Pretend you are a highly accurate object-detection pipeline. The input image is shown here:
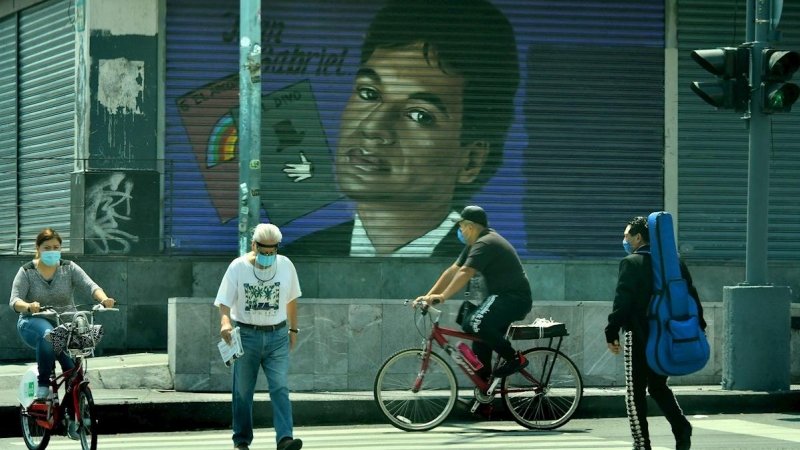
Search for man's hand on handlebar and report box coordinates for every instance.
[27,301,40,314]
[412,294,444,308]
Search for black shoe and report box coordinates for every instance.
[277,437,303,450]
[676,424,692,450]
[493,351,529,378]
[233,444,249,450]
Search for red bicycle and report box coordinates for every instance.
[19,305,117,450]
[373,301,583,431]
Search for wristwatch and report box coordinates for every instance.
[289,328,299,334]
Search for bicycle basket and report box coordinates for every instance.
[48,322,104,355]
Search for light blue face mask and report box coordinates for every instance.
[40,251,61,266]
[622,240,633,254]
[256,253,276,267]
[457,228,467,244]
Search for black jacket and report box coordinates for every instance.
[605,245,706,344]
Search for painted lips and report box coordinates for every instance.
[345,148,389,172]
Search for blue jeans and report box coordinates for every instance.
[232,326,293,447]
[17,316,75,385]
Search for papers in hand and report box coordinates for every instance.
[218,327,244,367]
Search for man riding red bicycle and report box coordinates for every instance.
[414,206,533,381]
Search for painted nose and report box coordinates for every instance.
[359,104,396,146]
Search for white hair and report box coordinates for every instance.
[252,223,282,243]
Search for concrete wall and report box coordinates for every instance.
[169,297,800,392]
[3,257,800,361]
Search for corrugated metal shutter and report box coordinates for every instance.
[17,0,75,253]
[677,0,800,261]
[0,15,19,254]
[525,45,665,258]
[165,0,665,257]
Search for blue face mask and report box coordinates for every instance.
[457,228,468,244]
[622,240,633,254]
[40,251,61,266]
[256,253,276,267]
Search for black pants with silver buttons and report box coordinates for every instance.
[624,331,691,450]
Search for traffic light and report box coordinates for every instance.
[690,46,750,112]
[761,49,800,114]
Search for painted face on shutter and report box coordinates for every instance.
[336,44,487,208]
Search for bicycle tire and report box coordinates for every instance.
[77,386,98,450]
[373,348,458,431]
[501,347,583,430]
[19,406,51,450]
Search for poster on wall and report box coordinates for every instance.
[166,0,666,258]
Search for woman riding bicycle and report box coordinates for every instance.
[9,228,115,400]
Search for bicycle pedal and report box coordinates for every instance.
[470,401,480,414]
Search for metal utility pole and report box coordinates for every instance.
[237,0,262,255]
[690,0,797,391]
[723,0,792,391]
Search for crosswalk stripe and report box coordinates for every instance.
[693,419,800,444]
[22,427,651,450]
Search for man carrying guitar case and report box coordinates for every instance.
[605,214,706,450]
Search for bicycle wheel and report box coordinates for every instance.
[76,387,98,450]
[20,406,51,450]
[373,348,458,431]
[501,347,583,430]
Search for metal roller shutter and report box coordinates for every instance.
[677,0,800,261]
[0,15,19,254]
[17,0,75,253]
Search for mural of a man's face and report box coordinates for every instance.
[336,44,487,207]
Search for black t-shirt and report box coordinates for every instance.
[456,228,532,302]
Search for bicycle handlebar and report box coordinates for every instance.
[32,305,119,319]
[403,299,442,317]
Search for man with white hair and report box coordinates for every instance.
[215,223,303,450]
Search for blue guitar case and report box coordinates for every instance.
[645,211,710,376]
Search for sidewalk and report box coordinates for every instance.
[2,353,798,438]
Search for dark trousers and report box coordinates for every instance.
[462,294,531,378]
[624,331,691,450]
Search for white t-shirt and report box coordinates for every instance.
[213,254,301,326]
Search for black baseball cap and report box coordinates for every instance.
[453,205,489,227]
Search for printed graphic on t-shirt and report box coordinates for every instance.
[243,281,280,315]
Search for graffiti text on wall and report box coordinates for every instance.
[86,173,140,254]
[223,13,348,76]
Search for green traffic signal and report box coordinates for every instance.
[767,86,800,109]
[761,49,800,114]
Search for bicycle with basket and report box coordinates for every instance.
[373,301,583,431]
[18,304,117,450]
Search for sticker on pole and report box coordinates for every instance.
[17,366,39,407]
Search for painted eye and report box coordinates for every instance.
[357,87,380,101]
[405,110,435,125]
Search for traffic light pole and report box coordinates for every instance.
[722,0,791,391]
[745,1,770,285]
[237,0,263,256]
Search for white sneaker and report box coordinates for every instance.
[34,385,50,400]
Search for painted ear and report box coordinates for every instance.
[457,141,489,184]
